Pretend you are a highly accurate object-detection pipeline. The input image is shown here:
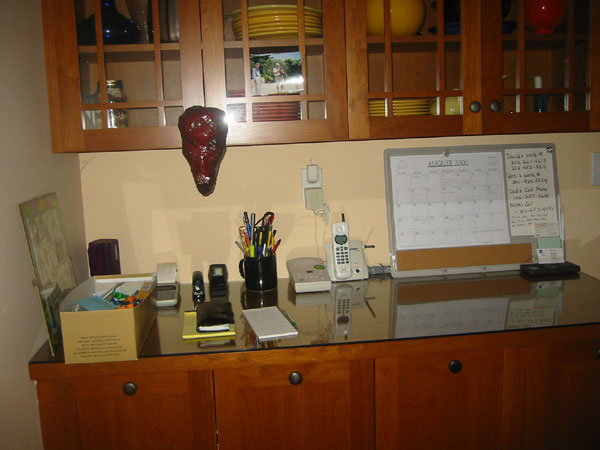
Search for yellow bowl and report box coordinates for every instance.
[366,0,426,36]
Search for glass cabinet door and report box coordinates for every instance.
[346,0,474,140]
[482,0,596,134]
[201,0,348,145]
[70,0,187,151]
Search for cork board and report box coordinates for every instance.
[384,144,560,277]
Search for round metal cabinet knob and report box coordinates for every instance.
[122,381,138,396]
[490,101,502,112]
[289,371,303,385]
[469,101,482,113]
[448,360,463,373]
[596,348,600,360]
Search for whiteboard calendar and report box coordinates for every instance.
[384,144,561,277]
[389,152,510,250]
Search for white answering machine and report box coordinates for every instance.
[286,257,332,293]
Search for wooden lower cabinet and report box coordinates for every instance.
[31,327,600,450]
[213,358,374,450]
[524,338,600,450]
[35,370,216,450]
[375,347,526,450]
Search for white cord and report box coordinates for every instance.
[312,202,330,259]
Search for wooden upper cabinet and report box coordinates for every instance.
[41,0,347,152]
[201,0,348,145]
[345,0,479,140]
[41,0,195,153]
[345,0,599,140]
[481,0,599,134]
[41,0,598,153]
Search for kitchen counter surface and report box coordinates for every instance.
[30,271,600,364]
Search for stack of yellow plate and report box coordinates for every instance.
[369,98,432,117]
[369,99,387,117]
[392,98,431,116]
[230,5,323,40]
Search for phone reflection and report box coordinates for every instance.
[290,280,373,343]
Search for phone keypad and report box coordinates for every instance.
[335,246,350,265]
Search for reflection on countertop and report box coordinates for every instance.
[30,272,600,364]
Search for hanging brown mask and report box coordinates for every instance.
[178,106,228,196]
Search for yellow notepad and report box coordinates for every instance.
[182,311,236,340]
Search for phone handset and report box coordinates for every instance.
[332,219,352,280]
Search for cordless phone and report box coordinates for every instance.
[324,214,369,282]
[331,217,352,280]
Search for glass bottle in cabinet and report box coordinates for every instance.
[75,0,183,135]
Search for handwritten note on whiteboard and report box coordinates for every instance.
[504,148,558,236]
[390,152,510,250]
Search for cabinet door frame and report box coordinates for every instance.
[201,0,349,146]
[41,0,196,153]
[213,358,374,450]
[345,0,484,140]
[524,338,600,450]
[375,346,526,450]
[481,0,598,134]
[34,370,217,450]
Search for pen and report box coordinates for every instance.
[272,238,281,254]
[243,212,252,237]
[235,240,246,254]
[280,309,297,330]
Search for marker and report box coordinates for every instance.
[280,309,297,329]
[272,238,281,254]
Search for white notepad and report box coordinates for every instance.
[242,306,299,342]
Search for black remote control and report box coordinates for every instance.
[520,261,580,277]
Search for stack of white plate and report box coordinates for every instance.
[369,98,432,117]
[230,5,323,40]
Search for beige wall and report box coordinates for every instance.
[81,132,600,282]
[0,1,88,448]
